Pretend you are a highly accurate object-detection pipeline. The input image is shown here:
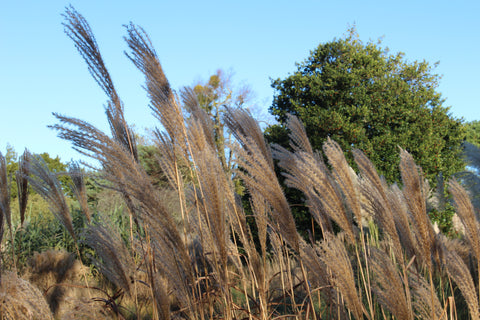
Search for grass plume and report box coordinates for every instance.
[25,153,75,241]
[63,6,137,160]
[16,149,30,226]
[69,161,91,222]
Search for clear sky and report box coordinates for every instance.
[1,0,479,162]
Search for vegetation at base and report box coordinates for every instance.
[0,6,480,320]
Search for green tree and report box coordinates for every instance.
[267,29,465,185]
[465,120,480,147]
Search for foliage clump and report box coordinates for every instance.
[465,120,480,147]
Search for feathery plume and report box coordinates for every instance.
[323,138,363,232]
[124,23,173,105]
[386,183,419,262]
[451,213,465,235]
[189,147,230,284]
[320,233,365,320]
[271,120,361,239]
[152,129,187,191]
[458,142,480,211]
[0,152,9,245]
[448,179,480,264]
[224,107,299,251]
[26,154,75,240]
[105,101,138,162]
[224,107,274,170]
[444,248,480,319]
[249,191,269,258]
[16,149,29,226]
[63,6,118,103]
[51,113,195,313]
[448,178,480,311]
[299,238,337,304]
[286,114,314,155]
[124,23,187,157]
[409,271,445,319]
[273,144,355,242]
[182,88,216,151]
[353,149,403,261]
[63,6,137,160]
[399,148,434,269]
[368,246,413,319]
[68,161,90,222]
[82,222,135,295]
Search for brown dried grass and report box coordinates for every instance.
[27,250,86,316]
[0,271,53,320]
[16,149,30,226]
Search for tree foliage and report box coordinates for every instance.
[465,120,480,147]
[267,29,465,185]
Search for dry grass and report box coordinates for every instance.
[353,149,404,263]
[59,297,116,320]
[320,233,365,320]
[2,6,480,320]
[63,6,137,161]
[16,150,29,226]
[399,148,436,270]
[368,246,413,319]
[69,161,91,222]
[444,249,479,319]
[27,250,83,315]
[0,271,54,320]
[0,152,11,276]
[225,107,300,253]
[82,223,136,296]
[25,153,75,240]
[408,270,445,319]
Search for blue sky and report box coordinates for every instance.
[1,0,479,162]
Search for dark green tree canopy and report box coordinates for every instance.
[268,29,465,184]
[465,120,480,147]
